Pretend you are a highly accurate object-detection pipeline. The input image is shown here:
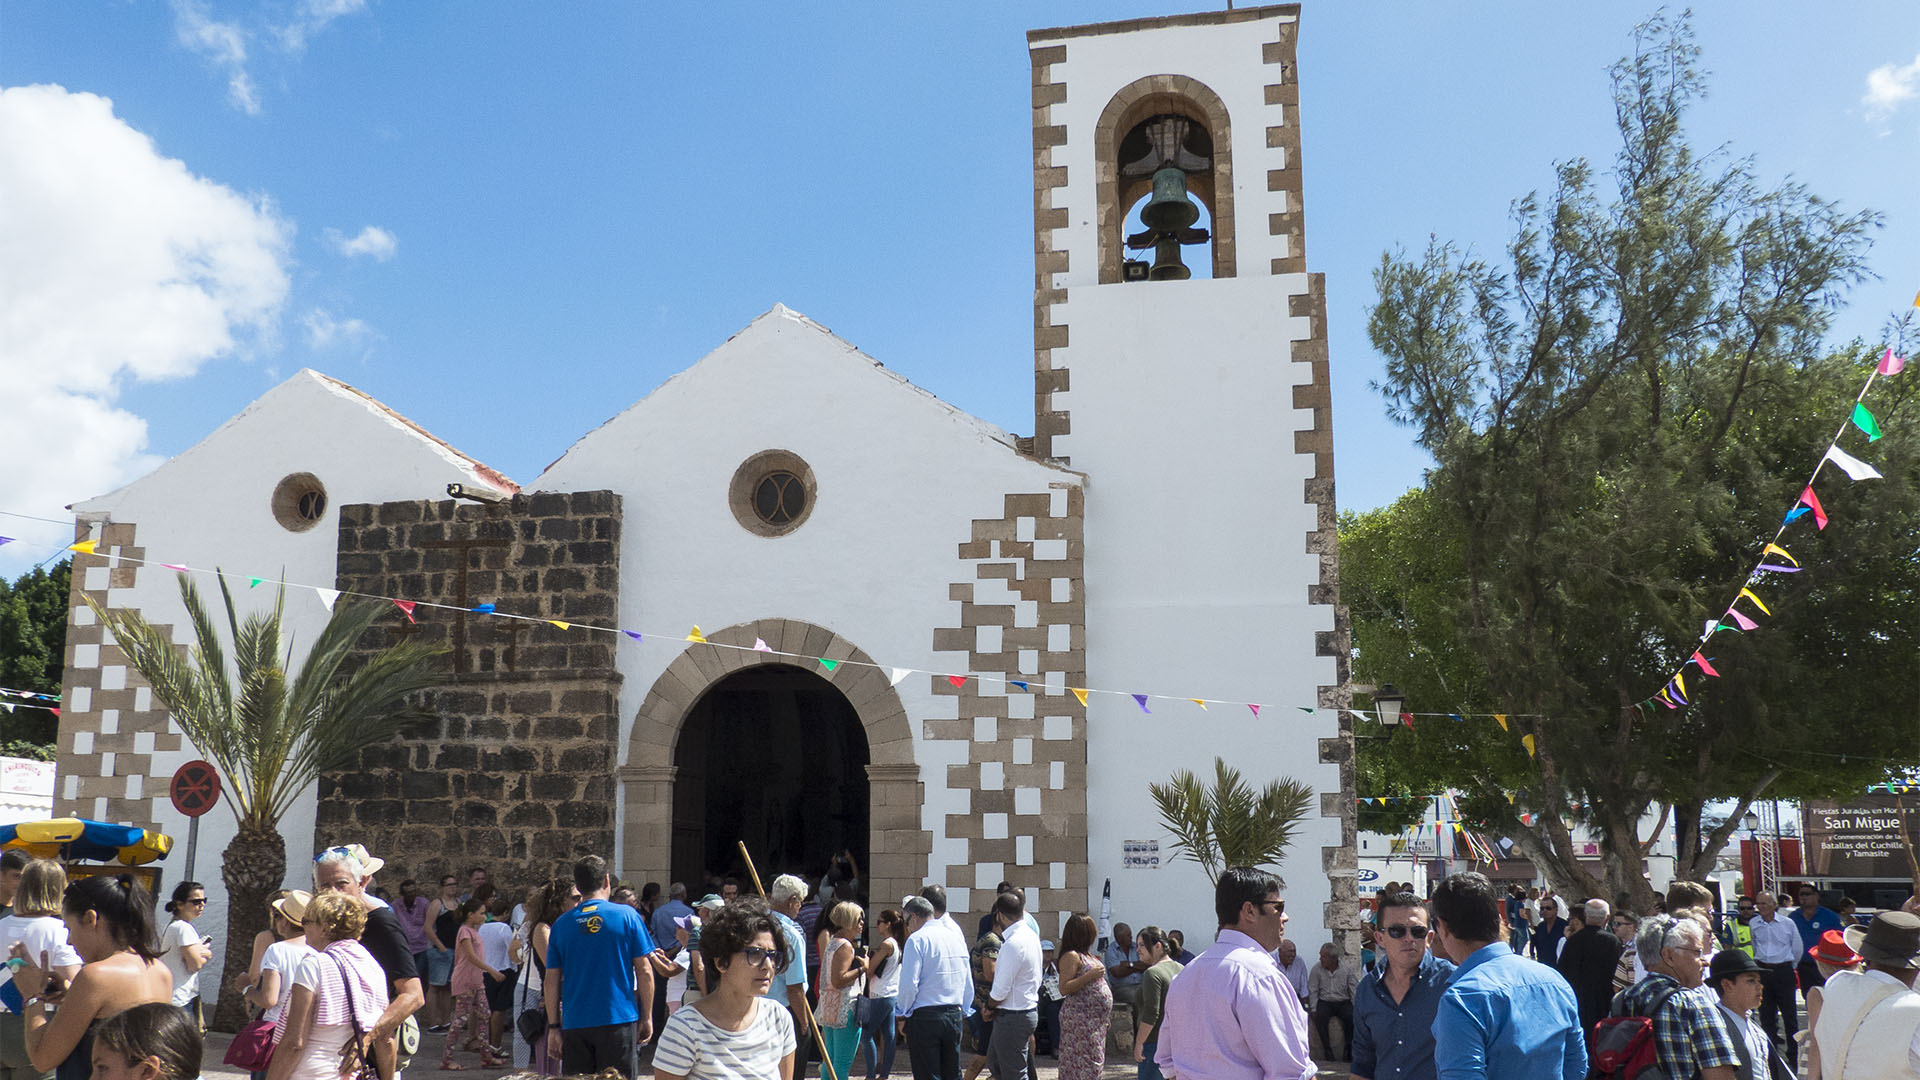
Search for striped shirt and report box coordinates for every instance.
[281,940,390,1035]
[653,998,796,1080]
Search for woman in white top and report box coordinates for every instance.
[858,908,906,1080]
[509,877,578,1075]
[241,891,315,1080]
[157,882,212,1026]
[265,893,390,1080]
[652,898,797,1080]
[818,902,866,1080]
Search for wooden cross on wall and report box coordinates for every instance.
[420,535,510,673]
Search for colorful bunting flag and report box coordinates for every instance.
[68,539,96,555]
[1724,608,1759,631]
[1762,543,1797,566]
[818,658,839,672]
[1190,699,1207,710]
[1400,712,1415,729]
[686,626,705,643]
[947,674,968,689]
[0,537,11,547]
[1824,444,1883,482]
[1852,403,1884,442]
[1879,347,1907,376]
[471,603,495,614]
[550,620,570,630]
[1784,506,1811,524]
[1738,588,1772,616]
[161,563,187,572]
[1449,713,1465,722]
[1297,706,1315,715]
[1128,694,1149,713]
[1799,486,1829,530]
[1755,564,1800,574]
[1248,704,1261,717]
[1690,652,1719,677]
[249,577,263,589]
[753,638,772,652]
[1521,734,1536,758]
[1495,714,1508,731]
[393,600,416,623]
[624,630,643,643]
[889,668,910,687]
[315,588,340,612]
[1071,688,1089,707]
[1011,681,1029,692]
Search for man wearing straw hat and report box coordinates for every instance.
[1808,910,1920,1077]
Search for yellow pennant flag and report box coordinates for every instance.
[1521,734,1536,758]
[1738,588,1772,616]
[1762,543,1797,566]
[686,626,705,643]
[1507,792,1516,804]
[1494,713,1509,731]
[68,539,96,555]
[1675,671,1687,697]
[1913,286,1919,308]
[1190,698,1208,710]
[1070,687,1089,707]
[550,620,571,630]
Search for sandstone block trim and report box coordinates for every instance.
[1265,19,1307,276]
[1032,43,1072,463]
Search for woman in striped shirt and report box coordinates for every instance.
[653,899,797,1080]
[265,893,391,1080]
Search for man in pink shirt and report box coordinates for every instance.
[1153,868,1316,1080]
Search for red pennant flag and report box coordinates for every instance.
[1800,486,1829,530]
[1690,651,1719,677]
[1400,711,1416,729]
[947,675,968,689]
[393,600,417,623]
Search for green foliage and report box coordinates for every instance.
[85,571,448,830]
[0,561,69,753]
[1149,758,1314,885]
[1354,12,1916,902]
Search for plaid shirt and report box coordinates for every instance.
[1618,973,1739,1079]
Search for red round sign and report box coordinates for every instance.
[170,760,221,818]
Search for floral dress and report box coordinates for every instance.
[1057,953,1113,1080]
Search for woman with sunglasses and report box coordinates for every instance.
[652,898,797,1080]
[157,883,213,1030]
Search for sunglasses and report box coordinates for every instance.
[184,898,208,906]
[1381,924,1429,939]
[1253,899,1286,914]
[736,946,780,967]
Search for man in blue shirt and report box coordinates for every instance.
[544,855,659,1079]
[1788,883,1843,997]
[1429,872,1586,1080]
[1352,889,1455,1080]
[766,874,813,1034]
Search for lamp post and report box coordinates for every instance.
[1372,683,1406,729]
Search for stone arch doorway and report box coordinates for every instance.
[620,619,928,908]
[671,665,867,885]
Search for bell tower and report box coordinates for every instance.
[1028,7,1355,943]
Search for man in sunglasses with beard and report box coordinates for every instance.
[1351,890,1455,1080]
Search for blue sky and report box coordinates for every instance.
[2,1,1917,578]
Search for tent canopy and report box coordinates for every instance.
[0,818,172,865]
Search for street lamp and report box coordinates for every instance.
[1742,810,1761,835]
[1372,684,1406,728]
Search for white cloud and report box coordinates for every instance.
[1864,51,1920,126]
[171,0,259,115]
[324,225,398,260]
[0,85,291,566]
[302,308,376,350]
[276,0,369,53]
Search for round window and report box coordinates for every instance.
[729,451,816,537]
[270,473,329,532]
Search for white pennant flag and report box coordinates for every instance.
[315,588,341,611]
[889,668,911,687]
[1825,444,1883,482]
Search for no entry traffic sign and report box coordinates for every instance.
[170,760,221,818]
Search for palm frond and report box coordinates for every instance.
[1150,757,1314,885]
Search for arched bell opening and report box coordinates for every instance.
[1122,189,1216,281]
[1094,76,1236,284]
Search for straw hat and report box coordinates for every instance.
[273,889,313,925]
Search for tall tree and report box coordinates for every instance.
[0,561,70,756]
[1357,13,1915,910]
[87,573,446,1030]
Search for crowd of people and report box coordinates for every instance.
[5,839,1920,1080]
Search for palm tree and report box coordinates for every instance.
[1149,758,1315,885]
[88,572,446,1030]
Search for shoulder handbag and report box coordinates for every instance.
[330,952,392,1080]
[517,933,548,1045]
[221,1017,277,1072]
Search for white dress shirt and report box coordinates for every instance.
[1749,913,1800,965]
[989,920,1042,1012]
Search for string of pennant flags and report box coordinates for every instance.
[0,686,59,717]
[1643,343,1910,712]
[0,530,1555,721]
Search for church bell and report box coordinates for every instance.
[1140,165,1200,232]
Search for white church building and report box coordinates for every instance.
[55,4,1355,966]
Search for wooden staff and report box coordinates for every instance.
[739,841,839,1080]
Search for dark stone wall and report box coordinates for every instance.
[317,490,623,891]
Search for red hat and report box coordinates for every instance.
[1809,928,1862,967]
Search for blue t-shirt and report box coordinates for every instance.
[764,911,808,1003]
[1789,906,1843,951]
[547,899,658,1029]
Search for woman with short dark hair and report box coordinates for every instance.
[653,898,797,1080]
[158,882,213,1028]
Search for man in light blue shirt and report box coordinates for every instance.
[895,890,972,1080]
[766,874,812,1032]
[1429,872,1586,1080]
